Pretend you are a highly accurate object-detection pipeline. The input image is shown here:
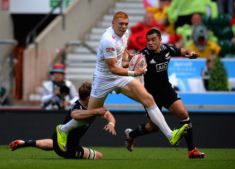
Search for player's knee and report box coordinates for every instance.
[141,93,154,107]
[95,151,103,160]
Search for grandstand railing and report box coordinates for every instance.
[22,0,116,101]
[0,39,18,105]
[25,0,65,47]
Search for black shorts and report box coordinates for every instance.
[150,85,180,110]
[52,132,84,159]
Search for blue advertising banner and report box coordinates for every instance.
[222,58,235,78]
[168,58,206,92]
[168,58,206,78]
[168,58,235,92]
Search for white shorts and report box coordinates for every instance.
[91,74,134,98]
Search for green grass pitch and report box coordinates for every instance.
[1,146,235,169]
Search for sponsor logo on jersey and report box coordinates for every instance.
[155,61,168,72]
[149,59,156,64]
[165,52,170,60]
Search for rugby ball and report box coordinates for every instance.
[129,53,146,84]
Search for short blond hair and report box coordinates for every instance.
[113,11,129,21]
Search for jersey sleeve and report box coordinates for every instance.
[102,37,117,59]
[166,44,181,57]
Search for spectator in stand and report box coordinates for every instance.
[128,12,164,51]
[176,13,218,48]
[168,34,184,49]
[176,13,203,47]
[187,25,221,59]
[41,63,78,110]
[143,0,178,46]
[167,0,218,27]
[202,58,214,90]
[144,0,171,25]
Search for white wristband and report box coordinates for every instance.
[108,122,115,127]
[128,70,135,77]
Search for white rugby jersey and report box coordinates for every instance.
[94,27,129,77]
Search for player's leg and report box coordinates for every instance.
[9,140,27,151]
[36,139,53,150]
[63,146,103,160]
[87,95,106,109]
[53,130,103,160]
[56,74,112,152]
[120,79,188,145]
[125,97,162,151]
[83,147,103,160]
[120,79,171,139]
[56,119,88,152]
[9,139,53,151]
[125,120,158,151]
[57,75,108,136]
[169,100,205,158]
[56,96,106,152]
[59,96,106,133]
[128,121,158,139]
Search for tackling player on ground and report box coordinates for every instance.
[125,28,205,159]
[9,81,116,160]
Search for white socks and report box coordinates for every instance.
[146,105,172,140]
[59,105,172,141]
[59,119,79,132]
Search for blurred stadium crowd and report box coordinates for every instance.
[128,0,235,60]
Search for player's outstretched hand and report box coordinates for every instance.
[104,122,116,136]
[186,51,198,59]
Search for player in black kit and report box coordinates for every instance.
[9,81,116,160]
[53,81,116,159]
[125,28,205,159]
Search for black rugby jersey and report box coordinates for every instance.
[63,100,94,147]
[140,44,181,91]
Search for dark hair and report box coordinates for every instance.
[146,28,161,39]
[79,81,91,100]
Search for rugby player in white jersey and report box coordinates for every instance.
[56,11,189,152]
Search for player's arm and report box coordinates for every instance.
[102,110,116,136]
[180,48,198,59]
[104,38,144,76]
[106,57,146,77]
[71,107,108,120]
[167,44,198,59]
[71,107,116,135]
